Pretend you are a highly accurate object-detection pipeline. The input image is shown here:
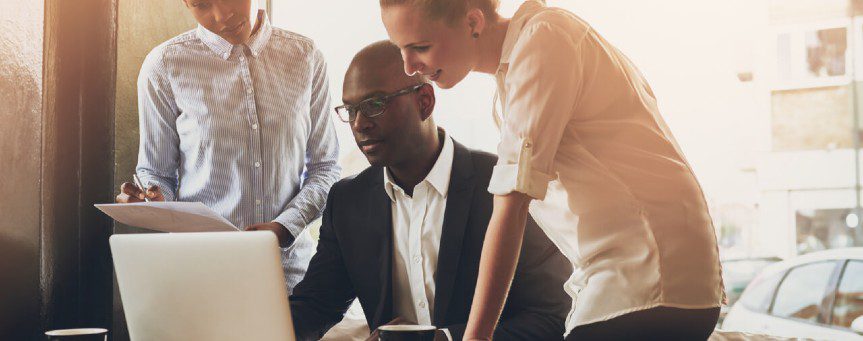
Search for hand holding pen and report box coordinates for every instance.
[115,174,166,203]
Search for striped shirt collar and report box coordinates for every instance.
[196,9,272,60]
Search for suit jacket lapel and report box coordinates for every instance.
[433,141,475,325]
[368,172,395,328]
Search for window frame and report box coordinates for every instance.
[827,259,863,333]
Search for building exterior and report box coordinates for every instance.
[753,0,863,258]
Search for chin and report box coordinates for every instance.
[434,79,456,89]
[222,32,250,45]
[434,72,469,89]
[368,159,389,168]
[364,155,386,168]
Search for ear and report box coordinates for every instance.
[466,8,487,37]
[417,84,436,121]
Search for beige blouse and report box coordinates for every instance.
[487,0,725,334]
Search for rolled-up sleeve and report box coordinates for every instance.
[488,22,586,200]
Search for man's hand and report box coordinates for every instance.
[365,317,414,341]
[244,222,293,248]
[115,183,165,203]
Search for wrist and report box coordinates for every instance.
[273,222,295,247]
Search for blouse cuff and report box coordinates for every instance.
[488,137,555,199]
[488,163,553,200]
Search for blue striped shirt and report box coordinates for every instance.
[135,12,340,291]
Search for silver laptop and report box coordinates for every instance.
[110,231,296,341]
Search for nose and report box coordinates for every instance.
[401,50,422,76]
[351,110,374,133]
[212,4,234,24]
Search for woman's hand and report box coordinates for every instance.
[115,183,165,203]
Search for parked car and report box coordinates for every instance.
[719,257,783,324]
[722,248,863,339]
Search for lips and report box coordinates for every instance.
[358,139,384,153]
[221,21,245,34]
[426,69,442,81]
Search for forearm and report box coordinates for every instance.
[273,161,340,237]
[289,192,354,340]
[289,298,349,341]
[135,166,178,201]
[465,194,531,340]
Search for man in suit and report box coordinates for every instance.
[289,40,571,341]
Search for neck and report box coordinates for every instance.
[249,11,263,39]
[473,16,511,75]
[388,129,444,196]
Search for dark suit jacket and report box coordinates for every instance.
[290,140,571,340]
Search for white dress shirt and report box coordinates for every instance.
[384,134,454,328]
[487,0,725,335]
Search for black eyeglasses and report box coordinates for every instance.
[334,83,427,123]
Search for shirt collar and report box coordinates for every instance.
[498,0,546,68]
[384,130,454,201]
[196,9,272,60]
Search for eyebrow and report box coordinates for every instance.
[402,41,431,49]
[343,91,389,105]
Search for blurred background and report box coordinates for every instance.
[3,0,863,339]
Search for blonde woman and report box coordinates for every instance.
[380,0,724,340]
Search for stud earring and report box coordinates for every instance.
[472,32,480,39]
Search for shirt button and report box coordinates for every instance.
[254,162,261,168]
[255,199,262,205]
[246,88,253,94]
[418,301,426,309]
[251,123,258,130]
[222,52,229,59]
[413,255,421,264]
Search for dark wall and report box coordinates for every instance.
[41,0,117,335]
[0,1,45,339]
[1,0,116,339]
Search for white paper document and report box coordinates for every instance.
[95,202,238,233]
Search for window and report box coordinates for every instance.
[739,272,783,313]
[832,261,863,329]
[776,24,849,88]
[796,209,856,255]
[771,261,837,322]
[805,28,847,77]
[723,258,782,306]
